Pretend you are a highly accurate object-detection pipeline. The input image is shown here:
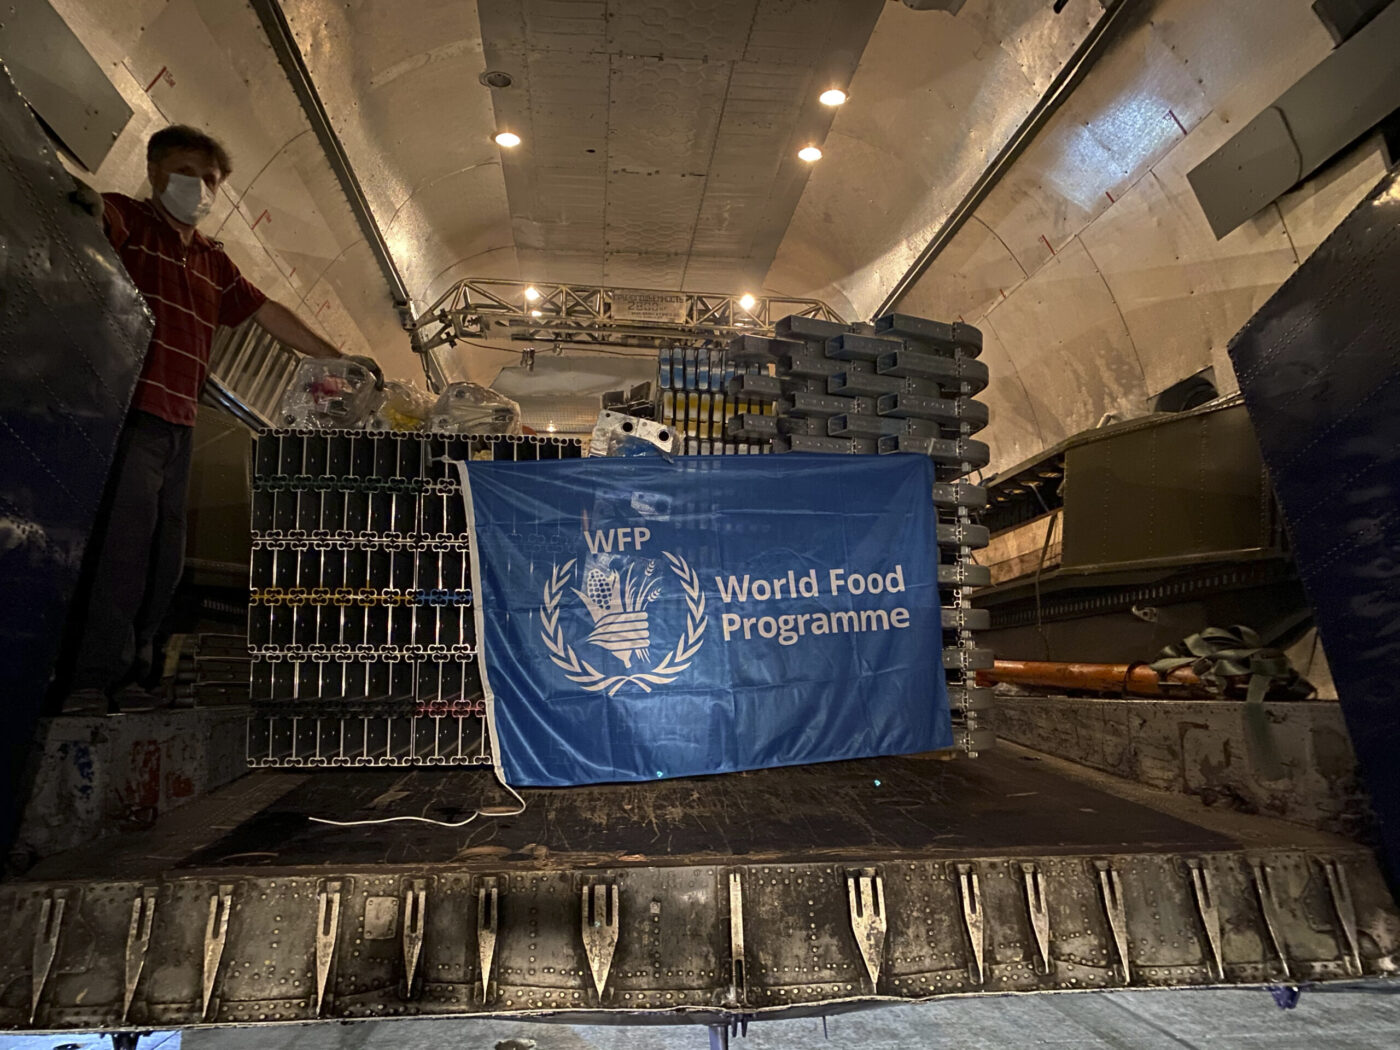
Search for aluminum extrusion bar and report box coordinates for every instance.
[875,349,990,394]
[876,435,992,470]
[829,370,942,399]
[826,333,902,362]
[771,435,877,455]
[247,431,583,768]
[827,413,944,441]
[877,393,989,432]
[874,315,984,358]
[782,392,877,418]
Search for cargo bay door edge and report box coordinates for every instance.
[0,62,152,857]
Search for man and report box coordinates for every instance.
[65,124,380,713]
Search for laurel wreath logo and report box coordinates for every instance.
[540,552,707,695]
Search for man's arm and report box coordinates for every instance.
[253,300,343,359]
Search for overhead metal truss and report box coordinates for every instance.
[410,279,846,356]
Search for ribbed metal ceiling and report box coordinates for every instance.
[45,0,1386,476]
[478,0,883,292]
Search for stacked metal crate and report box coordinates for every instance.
[246,431,584,766]
[657,345,774,454]
[747,311,996,752]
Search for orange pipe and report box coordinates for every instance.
[977,659,1204,697]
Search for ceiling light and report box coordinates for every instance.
[798,145,823,162]
[547,424,557,433]
[530,309,542,317]
[495,131,522,148]
[738,293,756,311]
[819,88,847,106]
[523,286,540,301]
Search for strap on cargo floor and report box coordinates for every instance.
[1148,625,1315,779]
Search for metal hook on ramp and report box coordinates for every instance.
[845,868,887,989]
[581,881,619,998]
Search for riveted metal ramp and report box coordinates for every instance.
[4,745,1396,1032]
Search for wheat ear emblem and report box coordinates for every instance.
[540,553,707,695]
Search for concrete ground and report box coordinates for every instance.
[6,988,1400,1050]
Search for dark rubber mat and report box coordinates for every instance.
[170,750,1236,871]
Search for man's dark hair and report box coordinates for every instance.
[146,125,232,177]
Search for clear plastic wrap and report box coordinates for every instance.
[278,357,381,429]
[368,380,434,432]
[587,410,676,458]
[426,381,523,435]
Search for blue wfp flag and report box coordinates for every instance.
[459,454,950,787]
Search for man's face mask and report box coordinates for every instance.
[160,172,215,226]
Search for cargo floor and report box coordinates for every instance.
[21,743,1350,881]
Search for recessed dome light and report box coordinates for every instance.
[819,88,847,106]
[798,145,823,162]
[495,131,522,148]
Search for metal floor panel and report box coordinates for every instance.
[16,749,1245,880]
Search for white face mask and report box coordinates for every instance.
[160,172,215,225]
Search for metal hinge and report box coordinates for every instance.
[726,872,747,1008]
[30,889,67,1024]
[477,876,500,1001]
[122,887,158,1023]
[846,868,888,989]
[956,863,985,985]
[1318,856,1362,975]
[1021,862,1053,974]
[315,880,342,1015]
[1095,860,1131,984]
[402,879,427,999]
[581,881,619,999]
[202,884,234,1021]
[1187,859,1224,980]
[1251,860,1292,980]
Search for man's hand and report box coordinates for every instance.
[346,354,385,390]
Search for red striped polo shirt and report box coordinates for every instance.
[102,193,267,427]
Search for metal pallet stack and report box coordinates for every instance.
[860,313,994,752]
[246,432,584,766]
[656,345,774,454]
[725,311,996,751]
[767,313,991,458]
